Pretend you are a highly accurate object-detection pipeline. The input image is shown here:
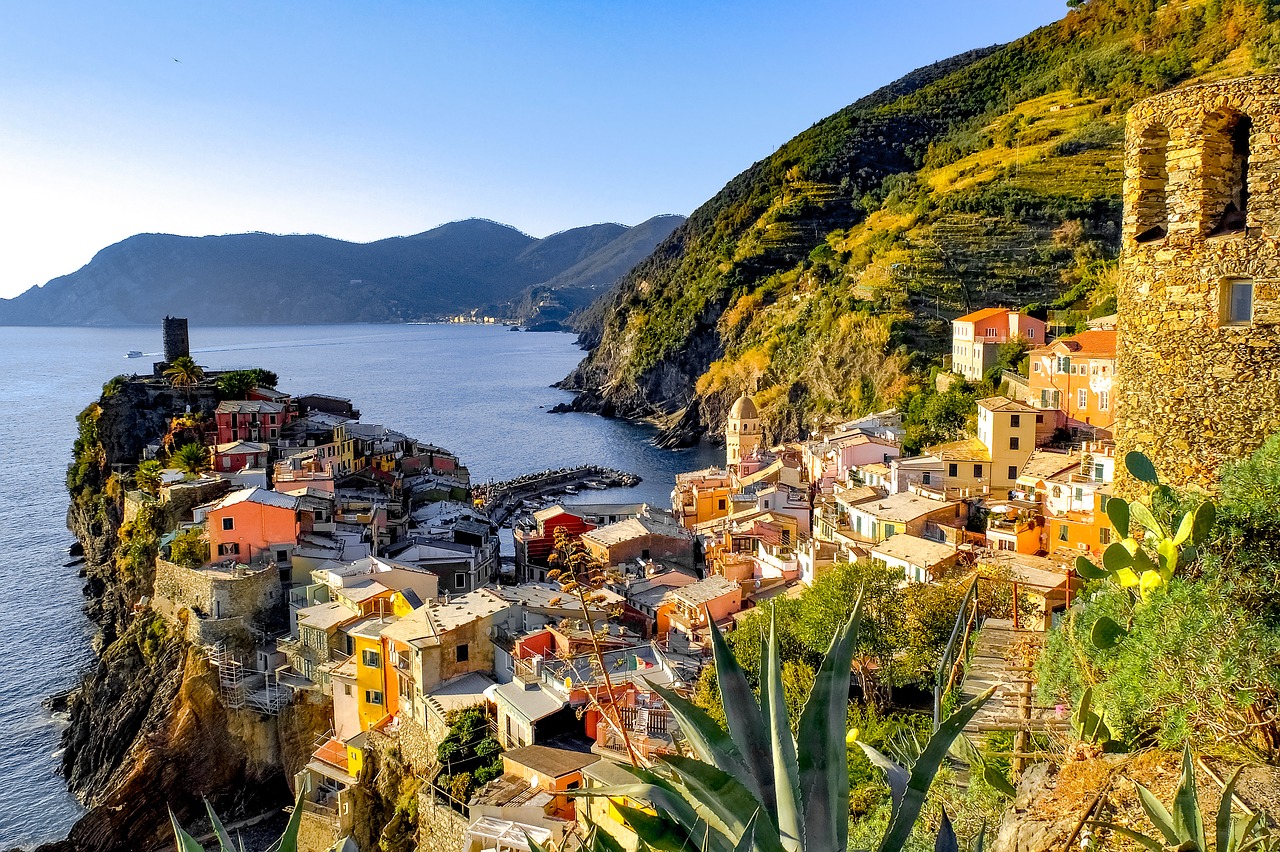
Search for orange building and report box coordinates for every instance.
[951,308,1048,382]
[207,487,300,563]
[1027,330,1117,433]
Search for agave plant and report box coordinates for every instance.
[1094,743,1272,852]
[575,598,994,852]
[1074,451,1215,648]
[171,793,356,852]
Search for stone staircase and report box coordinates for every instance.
[960,618,1069,735]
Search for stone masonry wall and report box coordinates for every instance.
[152,557,281,639]
[1115,75,1280,492]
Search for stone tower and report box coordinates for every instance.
[1114,76,1280,492]
[726,392,762,470]
[163,316,190,363]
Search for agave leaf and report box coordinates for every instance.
[1129,501,1168,540]
[875,686,995,852]
[1103,541,1135,573]
[647,683,760,804]
[1233,813,1264,852]
[523,831,553,852]
[708,612,776,814]
[1216,765,1246,852]
[169,809,206,852]
[797,598,862,852]
[204,799,235,852]
[570,766,705,838]
[1173,743,1205,851]
[1126,451,1160,485]
[269,793,307,852]
[1090,615,1128,649]
[765,608,804,852]
[612,805,697,852]
[1090,822,1166,851]
[1191,502,1216,547]
[1108,498,1131,539]
[659,755,786,852]
[857,742,909,816]
[734,811,760,852]
[1134,780,1181,847]
[1075,555,1109,581]
[935,807,959,852]
[951,734,1015,798]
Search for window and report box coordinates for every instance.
[1008,466,1018,481]
[361,649,380,669]
[1100,494,1110,513]
[456,644,469,663]
[973,464,983,477]
[641,548,651,560]
[217,542,239,556]
[1033,363,1041,373]
[270,428,278,439]
[269,414,277,424]
[948,463,958,477]
[1078,389,1088,409]
[1057,356,1071,373]
[1075,487,1084,501]
[1094,462,1105,481]
[365,690,383,705]
[1100,527,1112,545]
[275,549,288,563]
[1099,390,1110,411]
[222,517,234,531]
[1221,278,1253,326]
[343,684,352,696]
[1010,414,1020,428]
[1204,112,1251,236]
[454,572,467,589]
[1009,437,1020,450]
[922,472,931,485]
[717,498,726,510]
[1036,414,1044,424]
[1059,525,1070,543]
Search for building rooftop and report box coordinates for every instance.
[345,615,395,640]
[296,600,357,632]
[215,440,270,454]
[729,393,759,420]
[209,486,299,512]
[581,515,689,549]
[978,396,1037,413]
[425,672,497,718]
[927,437,992,463]
[492,680,569,723]
[871,534,957,569]
[380,588,508,648]
[854,491,959,524]
[487,582,624,611]
[1042,329,1117,359]
[954,307,1010,324]
[503,745,600,779]
[215,399,288,414]
[1019,450,1081,483]
[670,575,740,607]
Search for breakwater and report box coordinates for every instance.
[476,465,641,526]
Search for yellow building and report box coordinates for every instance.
[976,397,1037,497]
[347,615,397,731]
[671,468,733,529]
[725,393,762,470]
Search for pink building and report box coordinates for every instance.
[951,308,1048,382]
[213,440,270,473]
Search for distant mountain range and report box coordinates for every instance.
[0,214,684,327]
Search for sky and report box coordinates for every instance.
[0,1,1067,300]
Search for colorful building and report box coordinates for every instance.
[725,393,763,470]
[513,506,597,583]
[206,487,300,564]
[1027,329,1118,434]
[214,399,292,445]
[951,308,1048,382]
[213,440,270,473]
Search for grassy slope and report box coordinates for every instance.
[567,0,1280,443]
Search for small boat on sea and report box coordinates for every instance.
[563,485,578,495]
[125,350,144,358]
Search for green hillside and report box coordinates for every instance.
[563,0,1280,444]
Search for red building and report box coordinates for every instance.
[513,506,597,583]
[213,440,270,473]
[214,400,293,445]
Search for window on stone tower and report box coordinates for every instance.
[1205,112,1252,236]
[1220,278,1253,327]
[1135,122,1170,243]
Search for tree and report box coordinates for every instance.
[169,529,209,569]
[171,442,211,476]
[214,371,256,400]
[163,356,204,397]
[135,460,164,496]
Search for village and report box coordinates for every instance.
[102,72,1280,852]
[117,298,1129,852]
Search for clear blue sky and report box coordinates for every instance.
[0,1,1067,299]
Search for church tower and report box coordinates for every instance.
[726,393,762,470]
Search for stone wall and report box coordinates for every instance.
[1115,75,1280,492]
[152,558,281,644]
[162,478,231,523]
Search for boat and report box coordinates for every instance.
[563,485,578,495]
[125,350,144,358]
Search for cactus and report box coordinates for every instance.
[170,793,356,852]
[1070,687,1113,747]
[572,600,994,852]
[1075,452,1216,648]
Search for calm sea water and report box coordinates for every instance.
[0,323,720,849]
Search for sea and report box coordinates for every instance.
[0,323,720,849]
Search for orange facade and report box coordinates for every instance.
[208,496,300,563]
[1027,330,1117,431]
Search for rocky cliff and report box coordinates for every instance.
[35,378,329,852]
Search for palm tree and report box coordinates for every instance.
[171,443,211,477]
[135,460,164,495]
[164,356,205,398]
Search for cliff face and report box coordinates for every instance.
[41,379,329,852]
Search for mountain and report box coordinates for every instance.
[500,214,687,331]
[0,216,684,326]
[561,0,1278,445]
